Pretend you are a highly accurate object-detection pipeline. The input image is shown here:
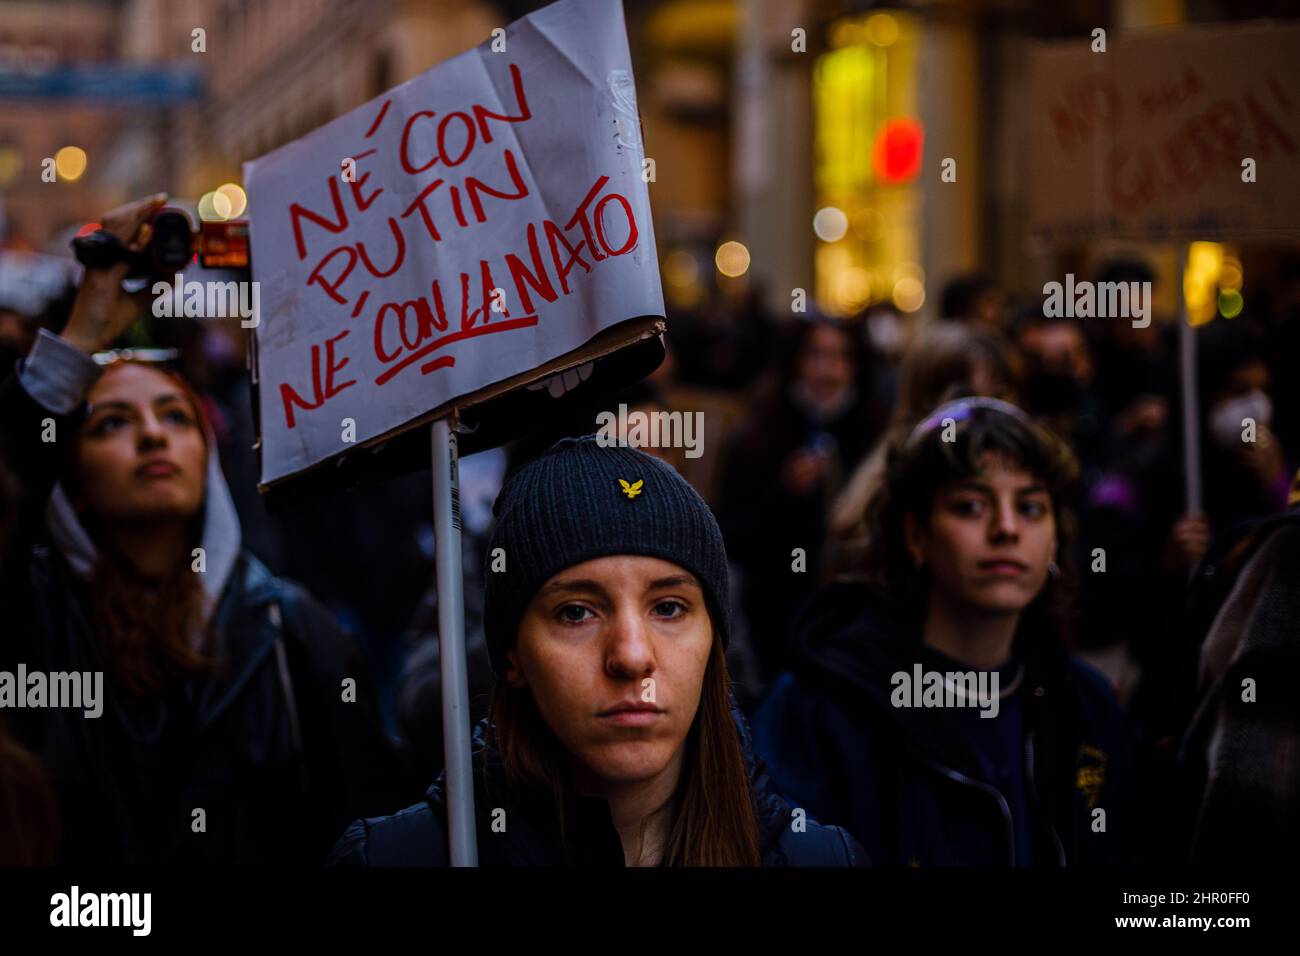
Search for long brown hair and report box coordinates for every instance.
[90,538,211,695]
[486,633,762,866]
[69,360,214,695]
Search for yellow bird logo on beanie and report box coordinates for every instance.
[618,478,644,500]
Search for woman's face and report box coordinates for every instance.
[508,555,713,787]
[797,323,855,409]
[905,453,1057,615]
[74,363,207,525]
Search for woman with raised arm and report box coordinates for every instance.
[0,195,400,864]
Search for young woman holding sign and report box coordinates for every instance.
[330,436,864,866]
[0,195,401,864]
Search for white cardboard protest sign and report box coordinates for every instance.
[1027,22,1300,243]
[244,0,663,486]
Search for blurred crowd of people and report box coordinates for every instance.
[2,198,1298,866]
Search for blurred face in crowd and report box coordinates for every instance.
[905,453,1057,616]
[1222,358,1270,402]
[1017,320,1093,415]
[508,555,713,789]
[1208,358,1274,449]
[797,323,855,412]
[74,363,207,525]
[974,288,1007,331]
[1018,320,1092,385]
[970,355,1012,402]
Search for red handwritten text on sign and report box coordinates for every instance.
[275,64,641,429]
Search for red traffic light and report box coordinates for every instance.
[873,118,924,184]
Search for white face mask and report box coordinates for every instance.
[1209,389,1273,449]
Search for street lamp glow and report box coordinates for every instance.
[892,277,925,312]
[0,145,22,188]
[54,146,87,182]
[211,190,233,219]
[813,206,849,242]
[832,267,872,312]
[865,13,899,47]
[715,240,751,278]
[893,262,925,284]
[664,250,700,287]
[197,191,223,221]
[216,182,247,218]
[1220,256,1242,291]
[1218,289,1244,318]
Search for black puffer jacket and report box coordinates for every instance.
[329,715,867,867]
[0,335,403,864]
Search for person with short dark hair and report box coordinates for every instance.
[755,399,1140,865]
[939,274,1006,331]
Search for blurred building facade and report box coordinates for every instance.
[112,0,501,204]
[0,0,124,249]
[2,0,1293,322]
[633,0,1107,322]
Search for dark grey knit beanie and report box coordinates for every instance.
[483,435,730,675]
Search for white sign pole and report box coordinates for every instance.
[1177,245,1203,517]
[431,413,478,865]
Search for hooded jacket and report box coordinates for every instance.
[329,713,867,867]
[753,581,1140,866]
[0,330,401,864]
